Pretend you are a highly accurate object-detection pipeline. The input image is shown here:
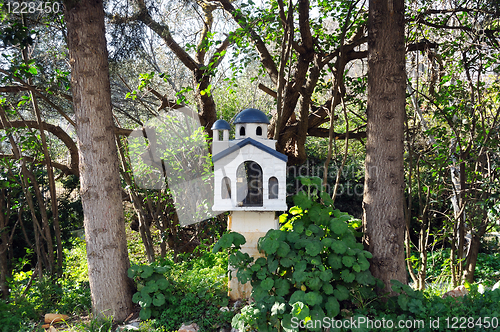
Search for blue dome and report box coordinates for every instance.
[233,108,270,124]
[211,119,231,130]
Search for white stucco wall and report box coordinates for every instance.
[213,143,287,212]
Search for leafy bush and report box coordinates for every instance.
[423,249,500,287]
[349,281,500,332]
[128,244,233,332]
[0,300,30,332]
[215,177,377,331]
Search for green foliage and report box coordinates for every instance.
[0,300,30,332]
[129,245,234,331]
[350,281,500,332]
[66,315,114,332]
[422,248,500,287]
[215,178,376,331]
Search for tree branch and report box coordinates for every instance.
[134,0,200,71]
[216,0,279,84]
[0,120,79,176]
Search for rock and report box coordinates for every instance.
[442,285,469,298]
[44,314,69,324]
[115,322,140,331]
[232,300,243,311]
[178,323,200,332]
[220,306,229,312]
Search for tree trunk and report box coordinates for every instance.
[64,0,133,321]
[464,222,487,283]
[363,0,407,294]
[0,190,10,300]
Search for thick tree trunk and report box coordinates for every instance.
[363,0,407,294]
[64,0,133,321]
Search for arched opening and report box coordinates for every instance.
[239,126,246,137]
[221,177,231,199]
[256,126,262,136]
[236,161,263,206]
[269,177,278,199]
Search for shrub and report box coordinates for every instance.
[351,281,500,332]
[128,244,233,332]
[214,177,377,331]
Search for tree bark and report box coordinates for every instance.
[64,0,133,321]
[0,190,10,300]
[363,0,407,294]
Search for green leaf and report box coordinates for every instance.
[319,269,333,282]
[293,270,307,283]
[293,222,305,234]
[275,279,291,297]
[128,265,140,278]
[398,294,409,311]
[305,241,322,256]
[331,240,347,254]
[356,270,375,285]
[325,297,340,317]
[330,219,349,235]
[141,265,154,278]
[357,256,370,271]
[290,290,306,304]
[333,285,350,301]
[132,292,141,303]
[252,286,269,302]
[340,269,355,283]
[236,269,252,284]
[322,283,334,295]
[306,276,322,291]
[289,206,303,215]
[342,256,355,267]
[152,292,166,307]
[255,257,266,266]
[139,292,152,307]
[260,237,280,254]
[213,233,231,252]
[144,280,158,293]
[304,291,322,306]
[320,191,334,207]
[139,307,151,320]
[321,237,333,248]
[251,263,262,272]
[232,232,247,247]
[293,191,313,209]
[281,257,293,267]
[328,254,343,270]
[156,278,169,290]
[154,266,167,274]
[277,242,291,257]
[291,301,310,320]
[268,257,279,272]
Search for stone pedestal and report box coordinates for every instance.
[227,211,277,300]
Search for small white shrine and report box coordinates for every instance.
[211,108,288,300]
[211,108,288,212]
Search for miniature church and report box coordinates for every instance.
[211,108,288,300]
[211,108,288,212]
